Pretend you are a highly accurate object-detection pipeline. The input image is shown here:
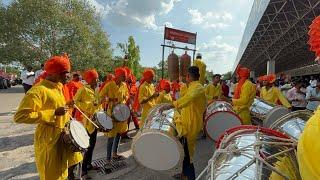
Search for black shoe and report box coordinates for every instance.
[172,173,181,179]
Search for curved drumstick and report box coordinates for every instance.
[73,104,99,128]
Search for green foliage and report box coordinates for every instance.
[222,71,232,80]
[117,36,141,77]
[0,0,112,75]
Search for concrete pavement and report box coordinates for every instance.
[0,86,215,180]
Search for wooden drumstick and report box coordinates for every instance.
[73,104,99,128]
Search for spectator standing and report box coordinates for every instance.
[21,66,35,93]
[287,80,307,111]
[306,80,320,111]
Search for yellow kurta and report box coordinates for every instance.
[193,59,207,85]
[173,81,206,162]
[179,83,188,98]
[74,85,102,134]
[99,81,129,137]
[14,79,82,180]
[260,86,291,108]
[232,80,256,125]
[138,81,156,128]
[156,91,173,104]
[205,83,222,104]
[297,108,320,179]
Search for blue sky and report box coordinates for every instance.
[89,0,254,74]
[3,0,254,74]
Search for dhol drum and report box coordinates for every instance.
[93,111,113,132]
[205,101,242,141]
[250,98,290,127]
[197,125,300,180]
[132,103,184,171]
[62,119,90,152]
[112,104,131,122]
[268,110,313,140]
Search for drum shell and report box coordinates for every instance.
[250,98,290,127]
[268,110,313,140]
[93,111,113,132]
[112,104,130,122]
[132,103,184,171]
[207,125,300,180]
[61,121,88,152]
[168,52,179,82]
[180,53,191,78]
[204,101,242,141]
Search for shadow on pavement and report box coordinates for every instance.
[0,133,34,153]
[0,112,13,117]
[0,86,25,94]
[0,162,37,180]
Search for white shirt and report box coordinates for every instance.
[306,88,320,111]
[21,70,35,85]
[35,69,44,80]
[286,87,307,108]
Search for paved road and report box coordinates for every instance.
[0,86,215,180]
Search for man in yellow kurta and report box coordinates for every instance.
[232,66,256,125]
[260,74,291,108]
[193,53,207,85]
[99,67,129,164]
[138,69,157,128]
[205,74,222,104]
[161,66,206,180]
[156,79,173,104]
[14,55,82,180]
[297,107,320,179]
[74,69,101,178]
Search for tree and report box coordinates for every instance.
[117,36,141,76]
[0,0,112,75]
[222,71,232,80]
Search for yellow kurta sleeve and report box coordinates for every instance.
[174,84,205,109]
[193,59,207,85]
[180,83,188,98]
[74,87,94,114]
[14,88,56,125]
[232,81,255,106]
[276,88,291,108]
[205,85,213,100]
[156,91,173,104]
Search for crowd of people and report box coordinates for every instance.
[13,51,320,180]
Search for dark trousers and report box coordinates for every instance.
[106,134,121,160]
[22,83,32,94]
[82,129,98,175]
[181,138,195,180]
[292,106,306,111]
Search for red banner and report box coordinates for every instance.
[164,27,196,45]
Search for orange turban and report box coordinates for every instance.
[160,80,170,91]
[83,69,99,84]
[234,65,250,99]
[266,74,276,83]
[123,67,132,76]
[236,66,250,78]
[115,67,127,78]
[44,55,71,75]
[143,68,155,80]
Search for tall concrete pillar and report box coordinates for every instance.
[267,60,275,75]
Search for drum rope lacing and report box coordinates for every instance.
[196,129,297,180]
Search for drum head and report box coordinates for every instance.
[269,110,312,140]
[113,104,130,121]
[70,120,90,149]
[132,131,183,171]
[96,111,113,130]
[205,111,242,141]
[264,106,290,128]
